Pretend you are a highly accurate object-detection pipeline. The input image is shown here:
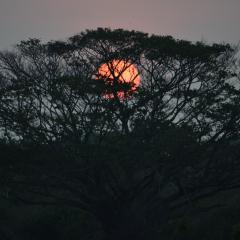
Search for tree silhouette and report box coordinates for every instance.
[0,28,240,240]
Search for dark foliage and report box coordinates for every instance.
[0,28,240,239]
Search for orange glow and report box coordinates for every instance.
[96,59,141,99]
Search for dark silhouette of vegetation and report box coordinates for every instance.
[0,28,240,240]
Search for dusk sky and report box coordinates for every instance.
[1,0,240,49]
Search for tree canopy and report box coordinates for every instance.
[0,28,240,240]
[0,28,238,144]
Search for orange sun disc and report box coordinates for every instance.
[96,59,141,99]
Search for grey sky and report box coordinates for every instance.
[1,0,240,49]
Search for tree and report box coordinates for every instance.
[0,28,238,144]
[0,28,240,240]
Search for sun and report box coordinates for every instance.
[96,59,141,99]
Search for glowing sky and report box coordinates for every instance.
[1,0,240,49]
